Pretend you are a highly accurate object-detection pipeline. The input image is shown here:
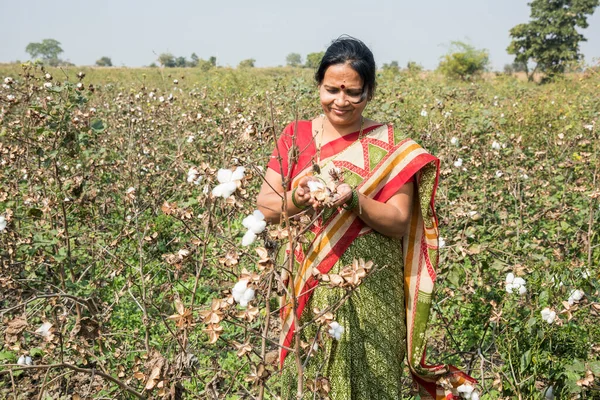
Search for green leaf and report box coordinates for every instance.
[27,208,43,218]
[0,351,16,362]
[29,348,43,357]
[520,348,532,371]
[90,119,106,133]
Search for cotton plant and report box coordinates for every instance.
[232,279,255,307]
[241,210,266,246]
[0,215,6,232]
[491,140,501,150]
[212,166,245,198]
[454,158,463,168]
[505,273,527,295]
[450,137,459,146]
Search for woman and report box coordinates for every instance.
[257,37,474,399]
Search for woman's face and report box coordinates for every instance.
[319,63,368,132]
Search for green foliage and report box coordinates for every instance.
[175,56,187,67]
[305,51,325,69]
[382,60,400,72]
[503,61,527,74]
[25,38,64,65]
[286,52,302,67]
[437,41,489,80]
[95,56,113,67]
[406,61,423,72]
[507,0,600,81]
[238,58,256,68]
[189,52,199,67]
[158,52,176,67]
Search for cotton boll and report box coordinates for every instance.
[306,180,325,192]
[568,289,584,305]
[242,230,257,246]
[438,237,446,249]
[541,308,556,324]
[232,280,249,303]
[506,273,515,284]
[231,166,246,181]
[242,210,266,234]
[217,168,233,183]
[212,181,237,198]
[328,321,344,340]
[513,277,526,286]
[457,383,474,397]
[240,287,255,307]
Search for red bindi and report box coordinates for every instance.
[341,84,345,89]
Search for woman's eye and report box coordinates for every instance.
[327,89,338,94]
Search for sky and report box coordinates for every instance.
[1,0,600,70]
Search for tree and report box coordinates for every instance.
[437,41,489,80]
[238,58,255,69]
[175,56,187,67]
[503,61,527,74]
[305,52,325,69]
[158,53,176,68]
[25,39,64,63]
[406,61,424,72]
[382,61,400,72]
[507,0,599,81]
[286,53,302,67]
[189,53,199,67]
[96,56,113,67]
[208,56,217,67]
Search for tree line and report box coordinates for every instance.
[22,0,599,81]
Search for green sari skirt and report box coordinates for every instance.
[281,231,406,399]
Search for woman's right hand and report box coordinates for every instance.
[293,176,315,209]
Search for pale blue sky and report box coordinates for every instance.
[1,0,599,70]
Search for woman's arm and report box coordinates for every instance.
[256,168,317,224]
[333,181,414,239]
[258,167,414,238]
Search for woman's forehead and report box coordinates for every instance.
[322,64,363,87]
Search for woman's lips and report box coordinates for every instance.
[332,109,351,115]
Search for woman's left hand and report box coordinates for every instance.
[330,183,353,209]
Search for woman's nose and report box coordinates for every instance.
[334,92,349,105]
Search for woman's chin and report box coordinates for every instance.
[325,112,357,128]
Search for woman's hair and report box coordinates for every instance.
[315,36,376,102]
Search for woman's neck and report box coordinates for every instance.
[323,116,364,139]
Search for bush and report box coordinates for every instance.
[437,41,489,80]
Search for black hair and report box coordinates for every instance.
[315,35,376,102]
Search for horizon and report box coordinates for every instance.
[1,0,599,71]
